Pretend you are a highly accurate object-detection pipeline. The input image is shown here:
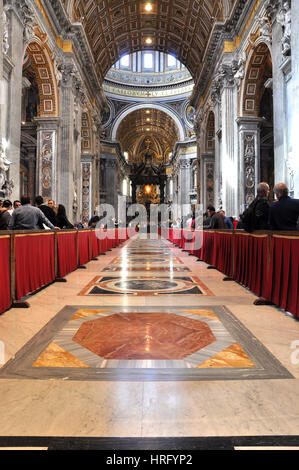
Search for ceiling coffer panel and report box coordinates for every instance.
[72,0,226,82]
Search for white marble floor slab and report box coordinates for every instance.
[0,235,299,440]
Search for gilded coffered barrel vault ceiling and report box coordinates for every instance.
[65,0,226,83]
[116,108,179,166]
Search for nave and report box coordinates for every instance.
[0,235,299,450]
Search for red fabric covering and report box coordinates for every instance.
[266,235,299,317]
[15,233,55,300]
[214,232,234,278]
[92,229,101,257]
[118,228,127,243]
[101,231,108,253]
[234,233,268,298]
[0,236,11,313]
[57,231,78,278]
[172,228,182,246]
[107,229,114,250]
[200,231,216,266]
[78,230,92,266]
[169,228,299,317]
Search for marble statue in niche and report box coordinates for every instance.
[277,1,291,56]
[3,10,9,55]
[258,15,272,44]
[0,144,12,197]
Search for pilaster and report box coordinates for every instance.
[34,116,60,202]
[237,116,264,212]
[217,63,239,217]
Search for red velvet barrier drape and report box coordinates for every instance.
[234,233,268,298]
[266,235,299,318]
[57,231,78,278]
[214,232,234,278]
[118,228,127,243]
[15,233,55,300]
[101,232,108,253]
[0,236,11,313]
[92,229,101,257]
[173,228,181,247]
[168,229,299,317]
[107,230,114,250]
[78,230,92,266]
[200,231,216,266]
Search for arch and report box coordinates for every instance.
[240,42,272,118]
[111,103,185,142]
[25,32,59,117]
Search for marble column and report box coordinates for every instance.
[290,0,299,197]
[26,147,36,203]
[81,156,93,226]
[237,117,263,212]
[104,157,118,210]
[179,157,192,209]
[220,66,239,217]
[35,117,60,203]
[0,3,3,144]
[59,62,83,221]
[2,2,25,201]
[267,1,293,191]
[211,80,223,210]
[201,154,215,210]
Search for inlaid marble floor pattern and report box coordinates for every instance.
[0,235,299,444]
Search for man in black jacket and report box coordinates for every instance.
[35,195,57,226]
[207,205,227,229]
[241,182,270,232]
[270,183,299,231]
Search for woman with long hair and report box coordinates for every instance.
[55,204,74,229]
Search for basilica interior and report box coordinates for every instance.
[0,0,299,452]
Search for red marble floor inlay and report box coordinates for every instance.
[72,313,216,360]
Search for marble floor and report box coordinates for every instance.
[0,235,299,449]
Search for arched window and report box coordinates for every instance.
[167,54,176,69]
[143,52,154,70]
[120,54,130,68]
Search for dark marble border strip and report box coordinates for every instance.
[0,435,299,450]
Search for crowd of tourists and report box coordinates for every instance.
[171,182,299,232]
[203,182,299,232]
[1,182,299,232]
[0,196,76,231]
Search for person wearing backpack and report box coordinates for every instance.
[240,182,270,233]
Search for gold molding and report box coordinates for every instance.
[223,36,240,53]
[56,38,73,53]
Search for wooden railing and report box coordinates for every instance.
[0,228,129,314]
